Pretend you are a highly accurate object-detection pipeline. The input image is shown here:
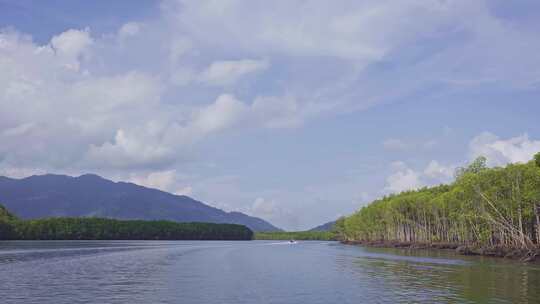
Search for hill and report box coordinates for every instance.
[0,174,280,232]
[309,220,336,232]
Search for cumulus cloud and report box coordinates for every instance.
[423,160,455,181]
[191,94,248,134]
[127,170,193,196]
[129,170,177,191]
[3,1,540,176]
[87,129,175,169]
[245,197,299,228]
[469,132,540,166]
[385,166,422,194]
[384,160,455,194]
[0,27,277,172]
[50,28,93,71]
[0,29,165,170]
[383,132,540,195]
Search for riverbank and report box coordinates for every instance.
[342,240,540,262]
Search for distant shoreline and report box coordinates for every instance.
[1,205,254,241]
[254,231,335,241]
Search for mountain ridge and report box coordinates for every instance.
[0,173,281,232]
[309,220,336,232]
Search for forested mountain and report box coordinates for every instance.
[0,174,280,232]
[309,221,336,231]
[336,154,540,252]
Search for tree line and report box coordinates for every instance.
[255,231,336,241]
[0,206,253,240]
[334,153,540,251]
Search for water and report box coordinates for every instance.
[0,241,539,304]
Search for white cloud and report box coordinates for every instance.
[252,95,303,128]
[50,28,92,56]
[198,59,269,86]
[423,160,454,181]
[118,22,141,38]
[165,0,466,62]
[383,132,540,195]
[385,160,456,194]
[127,170,193,196]
[469,132,540,166]
[87,129,175,169]
[174,186,193,196]
[129,170,177,191]
[251,197,280,219]
[191,94,248,134]
[50,28,93,71]
[245,197,298,228]
[0,167,47,179]
[0,29,166,170]
[385,167,422,194]
[3,2,539,175]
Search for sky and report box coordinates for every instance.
[1,0,540,230]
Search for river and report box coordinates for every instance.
[0,240,539,303]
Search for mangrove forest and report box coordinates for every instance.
[335,153,540,258]
[0,205,253,240]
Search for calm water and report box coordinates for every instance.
[0,241,539,304]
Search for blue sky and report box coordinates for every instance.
[1,0,539,230]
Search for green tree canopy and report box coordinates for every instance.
[340,155,540,250]
[455,156,488,179]
[534,152,540,168]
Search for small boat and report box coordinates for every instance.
[289,239,297,244]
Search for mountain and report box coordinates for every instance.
[0,174,281,232]
[310,220,335,231]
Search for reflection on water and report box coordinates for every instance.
[348,246,540,304]
[0,241,539,304]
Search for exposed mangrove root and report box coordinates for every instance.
[342,240,540,262]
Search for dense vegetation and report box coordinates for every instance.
[335,154,540,252]
[0,207,253,240]
[0,204,17,239]
[255,230,336,241]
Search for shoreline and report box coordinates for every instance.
[341,240,540,263]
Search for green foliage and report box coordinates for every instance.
[255,231,335,241]
[0,204,18,239]
[0,206,253,240]
[455,156,488,179]
[341,156,540,250]
[534,152,540,168]
[0,204,17,221]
